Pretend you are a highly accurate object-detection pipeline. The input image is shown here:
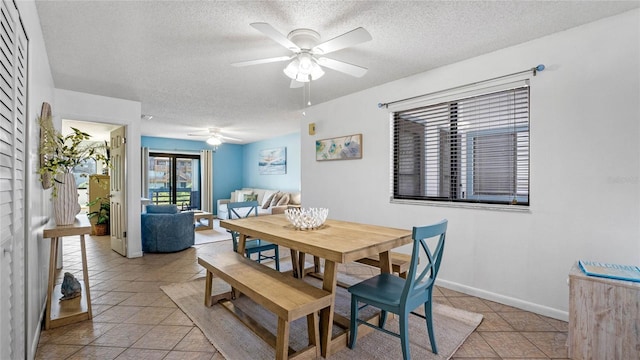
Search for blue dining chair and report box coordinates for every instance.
[227,201,280,271]
[348,219,447,359]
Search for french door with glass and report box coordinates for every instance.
[147,153,201,210]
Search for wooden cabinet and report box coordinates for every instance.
[88,174,109,235]
[568,263,640,359]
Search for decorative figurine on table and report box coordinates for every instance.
[60,272,82,300]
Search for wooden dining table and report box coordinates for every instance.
[219,214,412,358]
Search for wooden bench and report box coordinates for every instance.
[356,252,412,278]
[198,253,332,360]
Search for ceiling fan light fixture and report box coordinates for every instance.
[283,55,325,82]
[206,136,222,146]
[298,53,313,71]
[309,61,324,79]
[283,58,300,79]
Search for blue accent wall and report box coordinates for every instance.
[242,132,301,192]
[141,136,244,214]
[141,133,300,214]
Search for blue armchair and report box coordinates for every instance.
[141,204,195,253]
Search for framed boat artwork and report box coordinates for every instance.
[259,147,286,175]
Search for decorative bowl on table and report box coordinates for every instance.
[284,207,329,230]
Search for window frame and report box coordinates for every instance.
[391,81,530,209]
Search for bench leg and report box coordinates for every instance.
[204,270,213,306]
[276,317,290,360]
[399,271,408,279]
[307,312,320,358]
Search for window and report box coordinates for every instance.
[72,158,97,189]
[392,85,529,206]
[147,153,201,210]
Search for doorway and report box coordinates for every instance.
[62,119,126,256]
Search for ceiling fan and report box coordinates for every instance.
[232,23,372,88]
[187,128,241,146]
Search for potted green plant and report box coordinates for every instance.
[87,197,110,236]
[38,115,109,225]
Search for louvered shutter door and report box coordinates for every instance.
[0,0,27,358]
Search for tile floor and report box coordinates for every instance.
[36,235,568,359]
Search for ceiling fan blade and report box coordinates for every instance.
[250,22,300,52]
[312,27,372,55]
[231,56,292,67]
[218,134,241,142]
[317,57,368,77]
[290,79,304,88]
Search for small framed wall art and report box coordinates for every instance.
[259,147,286,175]
[316,134,362,161]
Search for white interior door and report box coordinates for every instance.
[110,126,127,256]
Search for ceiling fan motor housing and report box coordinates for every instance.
[287,28,320,50]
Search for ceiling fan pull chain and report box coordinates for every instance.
[303,82,307,107]
[307,77,312,106]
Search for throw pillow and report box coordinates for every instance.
[276,193,290,206]
[235,190,253,203]
[270,191,284,207]
[243,193,258,202]
[262,191,277,209]
[261,190,276,207]
[289,192,301,205]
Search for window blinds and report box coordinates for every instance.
[392,86,530,206]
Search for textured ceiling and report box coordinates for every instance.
[35,1,639,143]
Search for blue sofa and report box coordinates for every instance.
[141,204,195,253]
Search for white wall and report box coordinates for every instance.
[301,9,640,320]
[54,89,143,258]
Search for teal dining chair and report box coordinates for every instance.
[227,201,280,271]
[348,219,447,359]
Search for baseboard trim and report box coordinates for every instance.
[436,279,569,321]
[128,251,143,258]
[29,299,47,360]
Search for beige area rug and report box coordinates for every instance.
[161,275,482,360]
[194,219,232,245]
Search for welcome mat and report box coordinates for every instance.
[161,276,482,359]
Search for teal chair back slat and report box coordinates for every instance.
[402,220,447,304]
[228,201,259,219]
[226,201,280,271]
[227,201,260,251]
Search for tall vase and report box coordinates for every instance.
[53,172,81,225]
